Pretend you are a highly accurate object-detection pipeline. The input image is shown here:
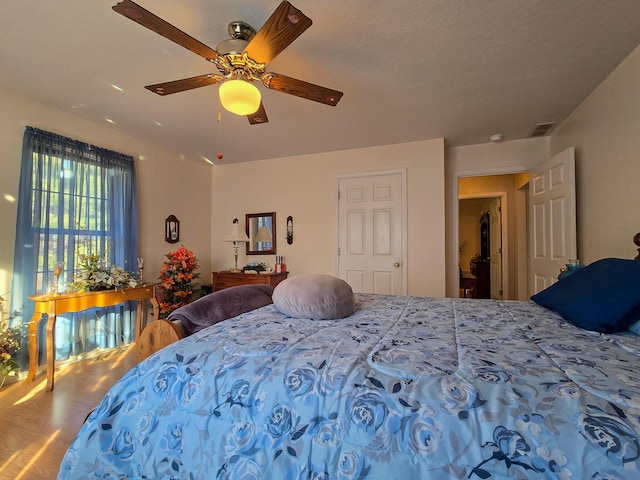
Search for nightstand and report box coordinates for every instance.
[212,271,288,291]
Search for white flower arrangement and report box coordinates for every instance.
[69,231,137,292]
[0,293,20,387]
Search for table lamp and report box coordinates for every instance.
[225,219,250,272]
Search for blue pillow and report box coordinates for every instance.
[629,318,640,336]
[531,258,640,333]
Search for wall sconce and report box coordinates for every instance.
[286,216,293,245]
[165,215,179,243]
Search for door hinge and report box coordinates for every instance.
[337,248,340,256]
[338,190,341,200]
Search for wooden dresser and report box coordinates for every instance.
[212,271,288,291]
[470,259,490,299]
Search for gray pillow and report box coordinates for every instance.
[272,274,355,320]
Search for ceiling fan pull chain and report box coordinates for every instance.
[216,97,224,161]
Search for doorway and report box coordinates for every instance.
[449,146,576,300]
[458,173,529,300]
[458,194,506,299]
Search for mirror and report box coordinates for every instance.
[246,212,276,255]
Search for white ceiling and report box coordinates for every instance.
[2,1,640,165]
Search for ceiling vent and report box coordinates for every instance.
[529,122,556,137]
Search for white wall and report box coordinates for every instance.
[211,139,446,297]
[5,42,640,305]
[550,44,640,262]
[0,88,212,305]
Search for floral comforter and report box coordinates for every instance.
[58,294,640,479]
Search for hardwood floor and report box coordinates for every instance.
[0,345,138,479]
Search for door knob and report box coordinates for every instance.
[394,262,400,268]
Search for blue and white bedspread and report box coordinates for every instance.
[58,294,640,479]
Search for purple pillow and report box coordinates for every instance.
[169,284,273,334]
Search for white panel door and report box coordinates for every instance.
[489,198,503,299]
[338,172,405,294]
[529,147,576,295]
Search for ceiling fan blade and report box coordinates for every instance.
[263,73,343,106]
[145,74,223,96]
[112,0,219,62]
[248,102,269,125]
[243,1,312,65]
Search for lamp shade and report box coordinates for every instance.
[254,226,272,244]
[226,222,250,243]
[219,79,261,115]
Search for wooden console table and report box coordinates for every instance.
[27,285,159,392]
[212,271,288,291]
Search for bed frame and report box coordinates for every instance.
[137,232,640,362]
[137,317,186,361]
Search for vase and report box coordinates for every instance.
[558,260,584,280]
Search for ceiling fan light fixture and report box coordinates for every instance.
[219,79,261,116]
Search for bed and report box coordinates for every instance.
[58,254,640,479]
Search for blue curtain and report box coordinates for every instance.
[10,127,138,367]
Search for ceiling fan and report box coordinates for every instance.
[112,0,343,125]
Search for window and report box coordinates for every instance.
[11,127,138,366]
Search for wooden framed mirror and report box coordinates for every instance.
[246,212,276,255]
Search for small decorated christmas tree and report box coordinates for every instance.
[157,246,201,318]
